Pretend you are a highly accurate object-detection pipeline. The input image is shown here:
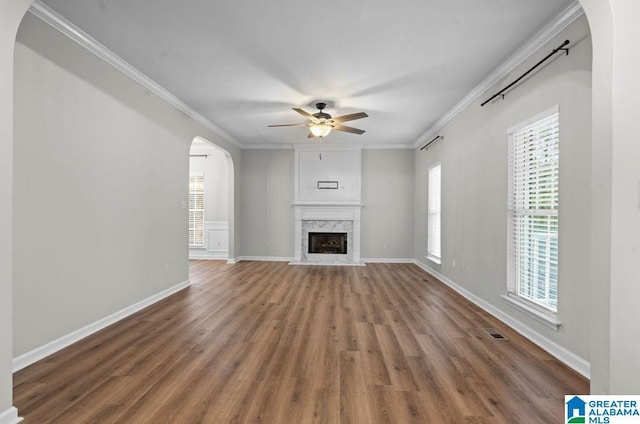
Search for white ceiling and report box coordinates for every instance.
[39,0,574,148]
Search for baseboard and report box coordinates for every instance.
[233,256,293,263]
[13,279,191,373]
[362,258,415,264]
[413,260,590,379]
[189,253,228,260]
[0,407,22,424]
[229,257,414,265]
[289,261,366,267]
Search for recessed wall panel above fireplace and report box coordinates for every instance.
[294,145,362,204]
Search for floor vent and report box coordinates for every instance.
[483,328,508,340]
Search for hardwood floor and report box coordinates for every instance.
[14,261,588,423]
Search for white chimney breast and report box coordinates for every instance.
[292,144,363,265]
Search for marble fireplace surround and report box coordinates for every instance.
[291,204,363,265]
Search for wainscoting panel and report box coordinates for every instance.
[189,221,229,259]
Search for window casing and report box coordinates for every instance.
[507,107,559,314]
[189,173,205,247]
[427,163,441,263]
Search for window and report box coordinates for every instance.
[189,173,205,247]
[427,163,441,263]
[507,107,559,314]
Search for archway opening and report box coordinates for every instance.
[188,136,235,261]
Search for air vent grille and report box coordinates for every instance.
[483,328,508,340]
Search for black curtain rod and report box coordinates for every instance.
[481,39,570,107]
[420,135,443,151]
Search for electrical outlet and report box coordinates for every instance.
[452,258,456,267]
[383,242,389,250]
[164,262,169,273]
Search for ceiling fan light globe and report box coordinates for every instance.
[310,124,332,138]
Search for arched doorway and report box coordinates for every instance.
[188,136,235,261]
[2,1,640,421]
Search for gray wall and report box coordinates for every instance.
[361,149,415,259]
[239,149,295,258]
[239,148,415,260]
[414,17,592,361]
[13,14,241,357]
[0,0,32,415]
[189,145,229,222]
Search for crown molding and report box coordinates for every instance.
[242,142,414,150]
[28,1,242,149]
[242,143,296,150]
[361,143,415,150]
[413,0,584,149]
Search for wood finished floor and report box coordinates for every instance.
[14,261,588,423]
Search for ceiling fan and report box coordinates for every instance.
[268,102,368,138]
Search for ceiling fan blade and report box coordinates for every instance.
[331,112,368,123]
[307,131,316,138]
[293,108,317,121]
[268,123,307,127]
[332,124,365,135]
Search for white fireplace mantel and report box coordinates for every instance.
[292,145,363,265]
[291,204,363,265]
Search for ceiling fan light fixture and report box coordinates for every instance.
[269,102,367,138]
[310,123,332,138]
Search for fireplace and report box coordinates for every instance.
[309,232,347,254]
[292,207,362,265]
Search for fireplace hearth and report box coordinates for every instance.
[309,232,347,254]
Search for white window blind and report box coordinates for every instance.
[189,173,205,247]
[507,107,559,313]
[428,163,441,261]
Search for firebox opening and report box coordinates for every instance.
[308,232,347,254]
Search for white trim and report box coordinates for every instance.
[28,1,241,149]
[13,279,191,372]
[242,143,415,150]
[425,255,441,265]
[204,220,229,226]
[501,294,561,330]
[361,144,415,150]
[506,104,560,134]
[27,0,583,153]
[362,258,414,264]
[413,1,584,148]
[189,251,228,260]
[289,261,366,267]
[413,260,590,378]
[242,144,296,150]
[189,257,228,262]
[0,407,22,424]
[293,202,364,207]
[234,256,293,263]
